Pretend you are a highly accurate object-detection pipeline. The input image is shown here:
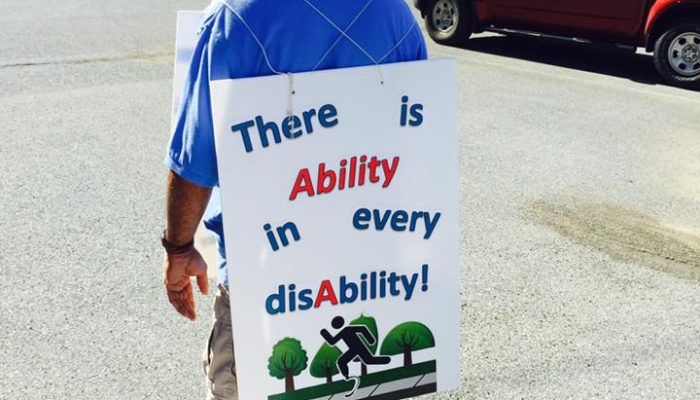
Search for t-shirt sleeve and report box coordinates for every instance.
[165,23,219,188]
[414,26,428,60]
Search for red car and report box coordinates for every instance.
[415,0,700,88]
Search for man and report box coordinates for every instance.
[162,0,427,398]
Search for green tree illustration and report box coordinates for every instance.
[380,322,435,366]
[268,337,308,392]
[351,314,379,376]
[309,343,342,383]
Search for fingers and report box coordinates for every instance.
[196,272,209,296]
[167,281,196,320]
[184,254,209,296]
[166,289,187,319]
[167,287,192,320]
[164,249,209,320]
[195,268,209,295]
[166,279,188,293]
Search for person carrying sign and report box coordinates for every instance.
[162,0,427,398]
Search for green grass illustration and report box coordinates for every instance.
[268,360,437,400]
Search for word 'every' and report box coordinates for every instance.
[353,208,441,239]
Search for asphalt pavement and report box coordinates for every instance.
[1,1,699,399]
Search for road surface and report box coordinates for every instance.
[1,1,699,399]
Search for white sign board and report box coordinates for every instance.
[211,59,460,400]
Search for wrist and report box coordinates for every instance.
[161,230,195,255]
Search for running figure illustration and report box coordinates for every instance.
[320,316,391,396]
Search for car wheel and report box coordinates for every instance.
[424,0,472,46]
[654,22,700,89]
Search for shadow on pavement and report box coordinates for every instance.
[455,34,677,88]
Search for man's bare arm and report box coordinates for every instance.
[163,170,213,320]
[166,170,212,244]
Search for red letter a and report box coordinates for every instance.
[289,168,315,201]
[317,163,337,195]
[314,280,339,308]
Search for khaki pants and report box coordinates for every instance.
[202,285,238,399]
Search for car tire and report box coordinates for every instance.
[424,0,473,46]
[654,22,700,89]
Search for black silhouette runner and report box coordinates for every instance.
[320,316,391,379]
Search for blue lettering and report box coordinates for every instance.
[409,104,424,127]
[372,209,392,231]
[231,120,255,153]
[265,285,286,315]
[340,277,358,304]
[318,104,339,128]
[353,208,371,230]
[353,208,441,239]
[390,210,408,231]
[424,212,441,239]
[302,109,317,134]
[298,289,314,310]
[255,115,280,148]
[282,115,303,139]
[400,95,409,126]
[230,104,339,153]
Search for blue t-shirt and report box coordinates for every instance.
[167,0,428,285]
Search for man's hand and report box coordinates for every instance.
[164,248,209,320]
[163,170,213,320]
